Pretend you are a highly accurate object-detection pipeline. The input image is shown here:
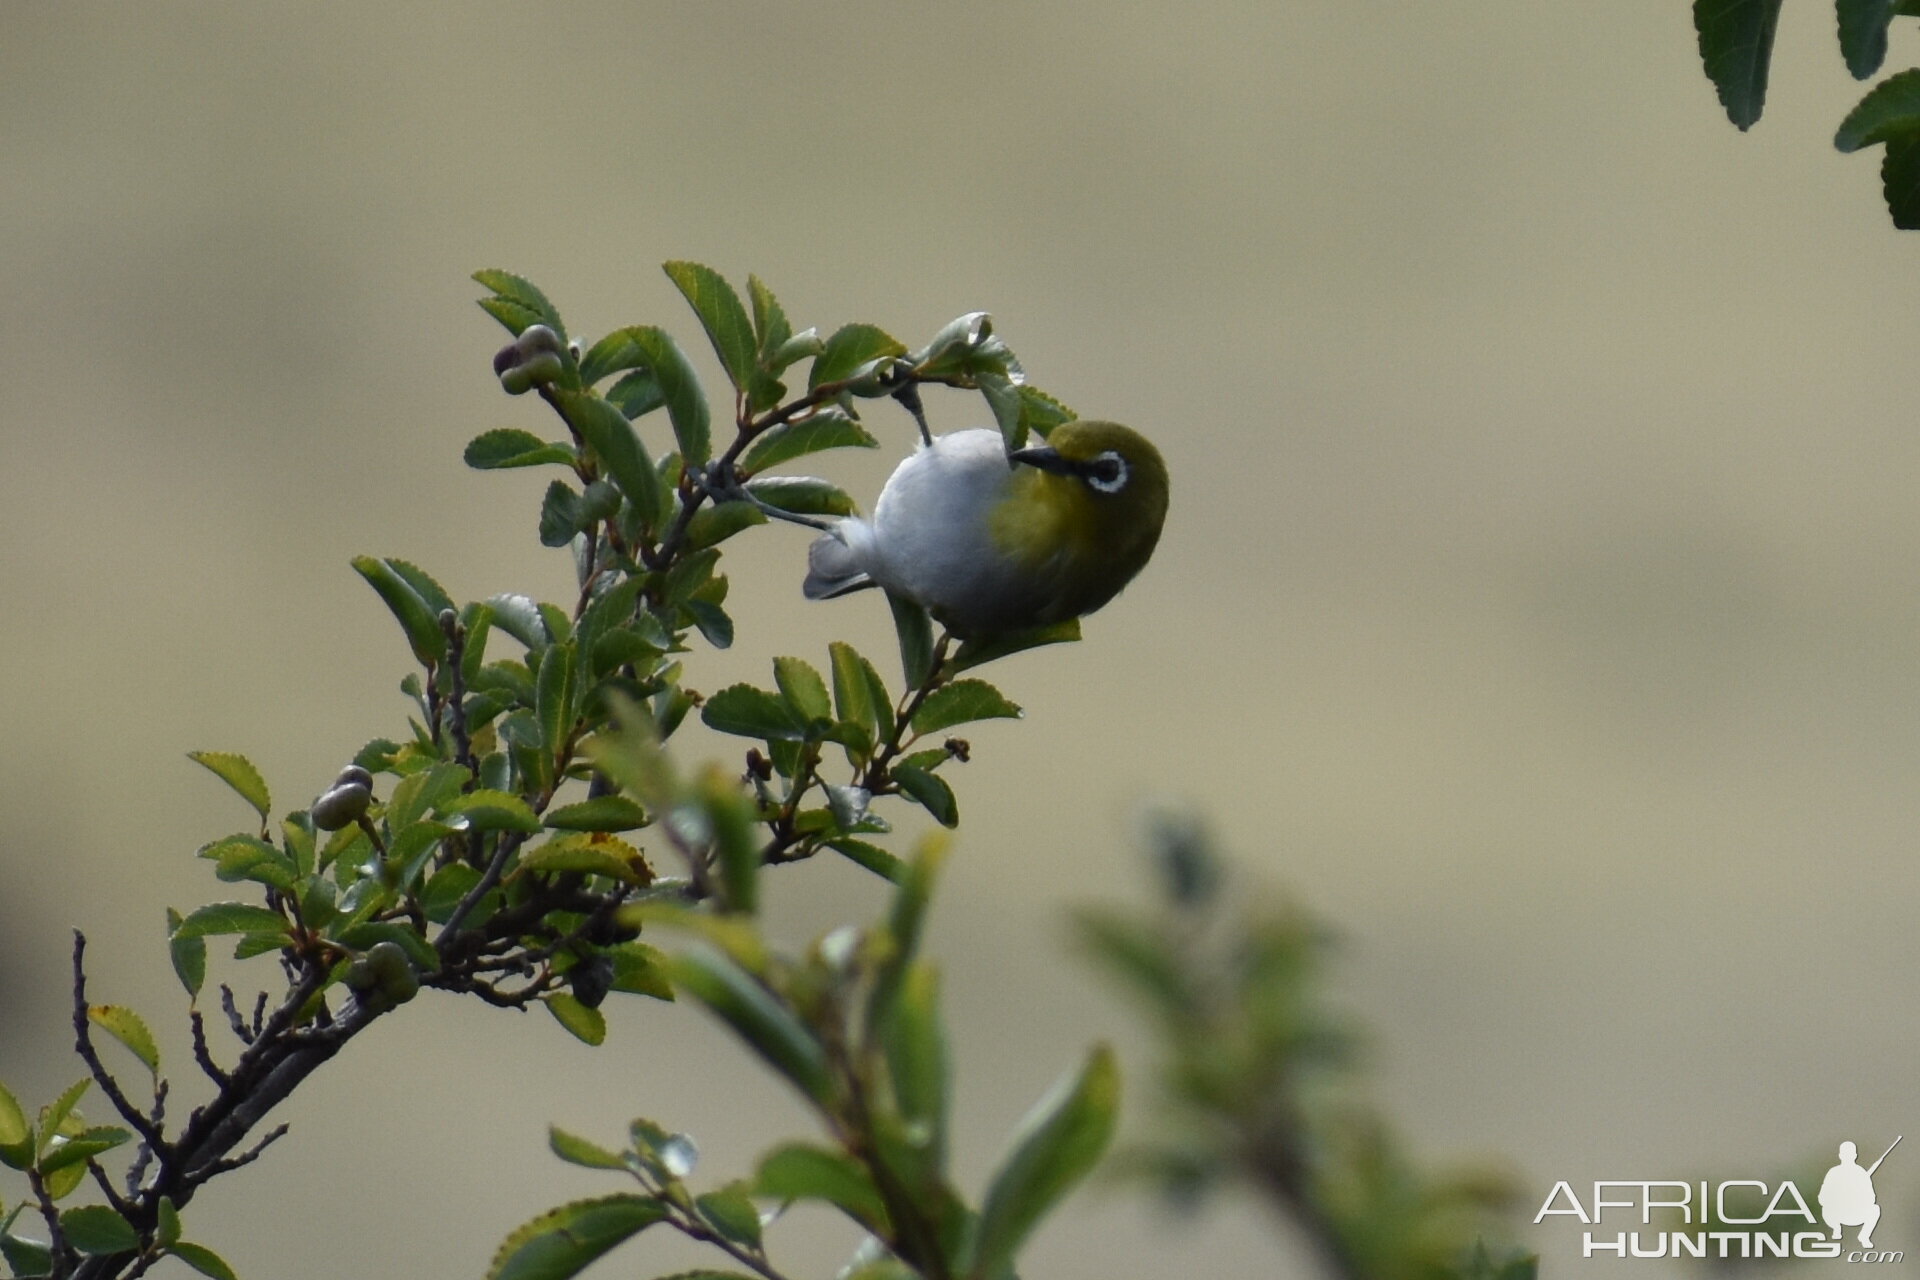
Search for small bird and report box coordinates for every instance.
[803,420,1169,637]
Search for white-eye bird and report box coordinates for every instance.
[802,421,1169,637]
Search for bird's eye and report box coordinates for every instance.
[1084,451,1128,494]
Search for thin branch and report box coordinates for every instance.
[69,933,165,1150]
[188,1010,229,1088]
[193,1122,289,1179]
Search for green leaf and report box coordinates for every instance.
[694,1184,763,1251]
[697,769,761,915]
[881,964,951,1177]
[970,1044,1121,1279]
[487,1194,668,1280]
[544,795,649,832]
[664,261,757,394]
[0,1081,32,1171]
[544,992,608,1046]
[199,834,297,891]
[755,1143,889,1230]
[554,389,661,536]
[739,413,878,474]
[628,327,711,466]
[335,921,438,974]
[826,838,905,882]
[548,1125,627,1171]
[438,789,544,833]
[167,1241,238,1280]
[538,481,586,548]
[948,619,1081,673]
[58,1205,137,1257]
[810,323,906,390]
[186,752,271,825]
[156,1197,181,1248]
[386,558,456,620]
[1837,67,1920,150]
[1,1230,52,1278]
[1839,0,1897,79]
[577,328,649,387]
[773,656,832,724]
[519,834,648,885]
[748,274,793,358]
[171,902,289,941]
[1017,385,1076,439]
[167,907,206,1001]
[387,762,471,830]
[910,679,1021,735]
[352,556,448,666]
[38,1126,132,1175]
[474,269,567,341]
[1881,132,1920,228]
[684,500,768,551]
[888,595,935,689]
[87,1006,160,1077]
[978,369,1026,453]
[891,764,957,827]
[1693,0,1783,130]
[828,642,889,745]
[742,475,856,518]
[535,641,576,761]
[1070,908,1189,1024]
[466,428,575,470]
[702,684,807,741]
[605,367,665,419]
[608,942,676,1000]
[670,947,833,1103]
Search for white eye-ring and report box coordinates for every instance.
[1086,450,1128,494]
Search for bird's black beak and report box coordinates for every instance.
[1008,445,1074,475]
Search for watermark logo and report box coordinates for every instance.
[1534,1136,1903,1263]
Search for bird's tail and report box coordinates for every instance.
[802,523,876,600]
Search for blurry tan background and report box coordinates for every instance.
[4,3,1918,1276]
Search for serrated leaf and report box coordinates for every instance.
[186,752,271,825]
[970,1044,1120,1279]
[438,789,543,833]
[168,1241,238,1280]
[87,1006,159,1076]
[548,1125,627,1171]
[1017,385,1076,439]
[487,1194,668,1280]
[171,902,289,941]
[948,618,1081,673]
[828,642,887,745]
[544,992,607,1046]
[199,834,297,891]
[890,764,957,827]
[810,323,906,390]
[755,1143,889,1230]
[518,834,648,885]
[888,594,935,689]
[629,1120,699,1178]
[554,389,661,535]
[474,269,566,341]
[694,1184,762,1250]
[664,261,756,394]
[544,795,649,832]
[670,947,833,1103]
[748,274,793,357]
[739,413,879,474]
[167,907,206,1001]
[773,656,831,724]
[684,500,768,551]
[702,684,807,741]
[605,367,665,420]
[0,1081,32,1170]
[1837,67,1920,150]
[1694,0,1783,130]
[466,428,575,470]
[742,475,856,517]
[909,679,1020,735]
[577,328,648,387]
[626,327,711,466]
[387,762,471,830]
[535,641,576,762]
[38,1126,132,1175]
[352,556,448,666]
[1882,132,1920,227]
[58,1205,137,1256]
[826,838,905,882]
[488,592,552,651]
[538,481,587,548]
[608,942,675,1000]
[1,1231,52,1278]
[1839,0,1897,79]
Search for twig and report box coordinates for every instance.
[188,1010,229,1088]
[70,933,165,1150]
[194,1123,289,1179]
[219,986,251,1045]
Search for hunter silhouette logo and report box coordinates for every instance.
[1534,1135,1906,1262]
[1821,1137,1900,1250]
